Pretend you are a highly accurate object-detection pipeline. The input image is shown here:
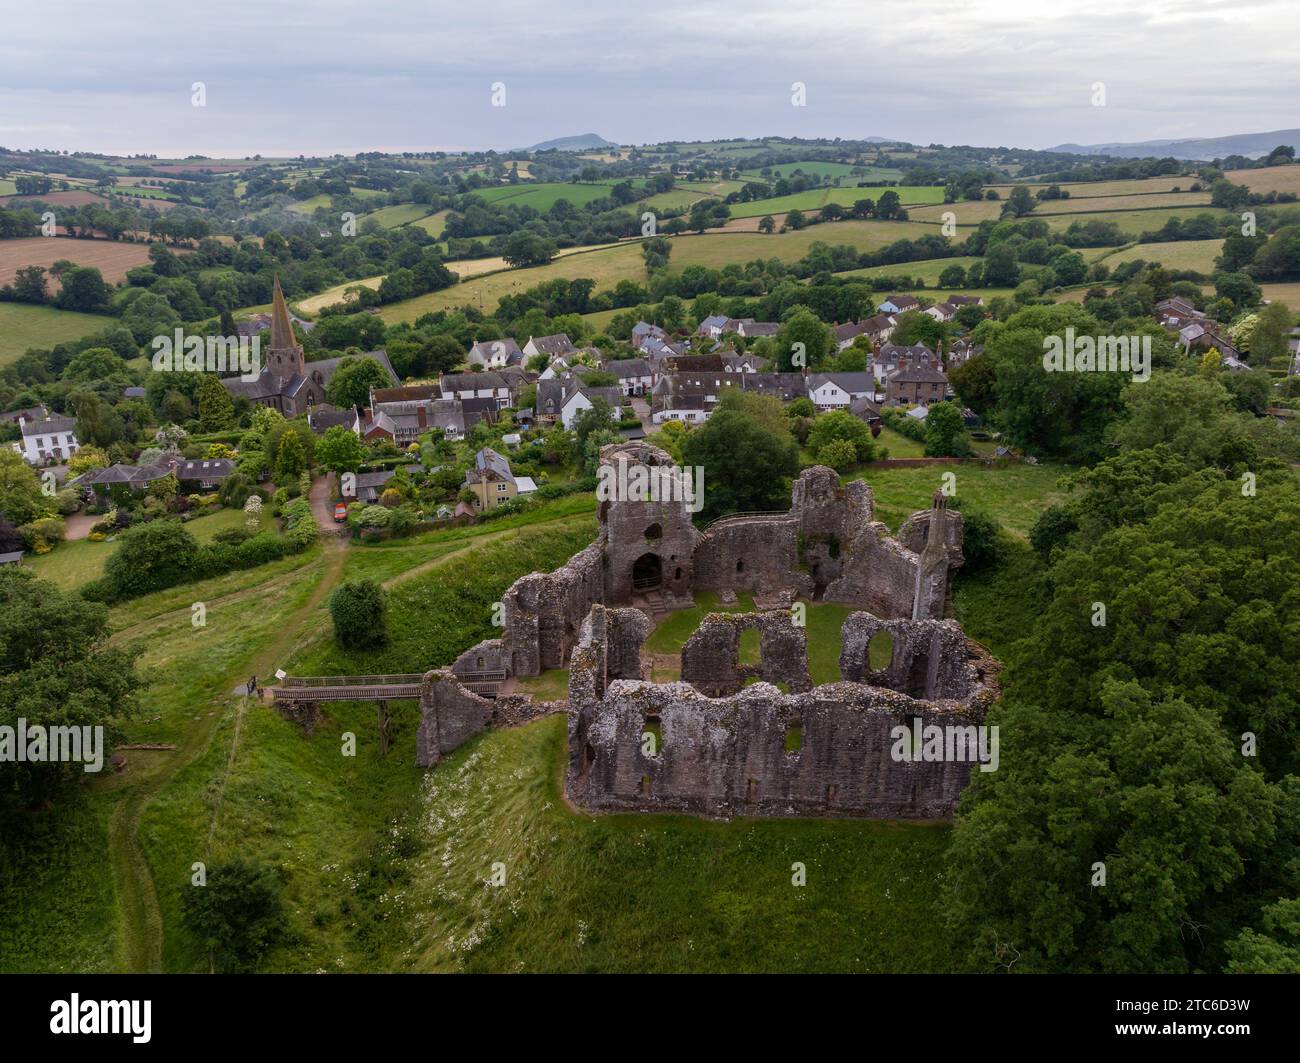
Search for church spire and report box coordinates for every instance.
[270,276,297,351]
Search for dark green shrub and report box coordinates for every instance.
[329,579,388,648]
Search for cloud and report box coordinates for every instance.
[0,0,1294,154]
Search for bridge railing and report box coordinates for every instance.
[277,673,427,688]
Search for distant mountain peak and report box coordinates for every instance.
[1047,128,1300,161]
[526,133,617,152]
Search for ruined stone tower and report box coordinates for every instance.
[598,442,699,606]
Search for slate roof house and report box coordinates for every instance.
[808,372,877,411]
[695,315,730,339]
[886,364,949,407]
[307,405,361,435]
[631,321,669,349]
[344,469,396,504]
[438,371,515,408]
[174,458,235,488]
[878,295,920,315]
[606,357,654,396]
[740,372,809,403]
[522,333,577,360]
[464,447,537,510]
[222,278,396,416]
[13,414,79,466]
[467,337,523,369]
[73,462,171,493]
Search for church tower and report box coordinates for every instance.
[266,277,305,386]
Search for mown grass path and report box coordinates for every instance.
[105,484,593,972]
[108,477,348,972]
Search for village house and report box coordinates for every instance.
[651,391,709,425]
[560,385,623,429]
[467,337,523,369]
[604,357,654,396]
[849,395,883,428]
[537,357,569,380]
[874,343,937,386]
[631,321,670,349]
[438,370,515,409]
[722,351,768,373]
[362,401,431,445]
[174,458,235,489]
[886,363,949,407]
[923,302,958,323]
[72,462,170,495]
[862,313,897,345]
[833,321,873,350]
[463,447,537,510]
[695,314,730,339]
[878,294,920,315]
[740,372,809,403]
[307,405,361,436]
[12,413,79,466]
[344,469,396,505]
[736,318,778,338]
[522,333,577,361]
[808,372,877,411]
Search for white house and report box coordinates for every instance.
[923,302,957,323]
[13,414,79,466]
[438,371,513,409]
[807,373,876,411]
[560,385,622,429]
[467,338,522,369]
[651,395,709,425]
[878,295,920,315]
[606,357,654,396]
[522,333,577,361]
[538,357,569,381]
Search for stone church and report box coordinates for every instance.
[222,277,397,416]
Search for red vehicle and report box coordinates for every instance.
[333,502,348,522]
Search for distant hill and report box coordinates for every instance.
[526,134,617,152]
[1049,128,1300,161]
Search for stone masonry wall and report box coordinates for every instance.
[567,603,996,820]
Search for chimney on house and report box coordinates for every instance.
[417,405,427,429]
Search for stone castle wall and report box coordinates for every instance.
[565,605,996,819]
[481,443,966,681]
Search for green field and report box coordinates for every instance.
[1094,237,1224,274]
[410,209,449,237]
[739,161,906,185]
[364,203,434,227]
[0,302,109,364]
[467,181,630,211]
[725,185,946,219]
[288,193,333,214]
[1042,207,1226,236]
[850,462,1074,538]
[377,220,940,324]
[838,255,983,285]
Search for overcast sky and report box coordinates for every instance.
[1,0,1295,157]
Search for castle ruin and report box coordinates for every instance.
[411,441,998,820]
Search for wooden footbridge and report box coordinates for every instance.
[263,670,507,705]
